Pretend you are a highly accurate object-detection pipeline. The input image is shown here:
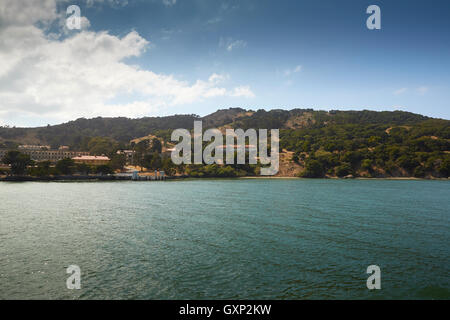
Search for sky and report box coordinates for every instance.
[0,0,449,127]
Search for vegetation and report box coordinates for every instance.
[1,108,449,178]
[301,160,324,178]
[55,158,75,175]
[0,153,116,177]
[282,118,449,178]
[1,151,33,175]
[185,164,259,178]
[110,154,127,171]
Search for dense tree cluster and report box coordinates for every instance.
[185,163,260,178]
[1,151,32,175]
[0,152,115,177]
[281,119,450,178]
[34,115,199,148]
[1,109,449,178]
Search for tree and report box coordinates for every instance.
[438,159,450,178]
[75,163,91,175]
[142,153,153,170]
[335,163,352,177]
[368,135,381,147]
[95,165,114,175]
[301,160,324,178]
[396,154,419,172]
[110,154,126,171]
[87,137,119,156]
[161,156,176,176]
[133,140,149,169]
[55,158,75,175]
[152,154,163,170]
[143,153,162,170]
[2,151,33,175]
[150,138,162,153]
[413,166,426,178]
[361,159,373,171]
[33,161,51,177]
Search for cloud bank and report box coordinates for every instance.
[0,0,254,126]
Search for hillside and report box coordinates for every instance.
[0,108,435,147]
[1,108,449,178]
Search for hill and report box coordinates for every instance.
[1,108,449,178]
[0,108,435,146]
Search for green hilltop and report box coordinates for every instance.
[1,108,449,178]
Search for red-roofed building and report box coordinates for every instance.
[72,155,110,165]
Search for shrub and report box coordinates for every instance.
[438,159,450,178]
[413,166,426,178]
[361,159,372,171]
[335,163,352,177]
[301,160,324,178]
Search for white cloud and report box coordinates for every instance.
[230,86,255,98]
[206,17,222,25]
[0,0,254,125]
[208,73,230,84]
[417,86,429,95]
[219,37,247,52]
[227,40,247,52]
[394,86,429,96]
[86,0,129,7]
[394,87,408,95]
[0,0,59,29]
[162,0,176,7]
[283,65,302,77]
[220,2,239,12]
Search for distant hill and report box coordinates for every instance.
[0,108,437,148]
[1,108,449,178]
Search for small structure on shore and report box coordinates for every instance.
[129,170,166,181]
[72,155,110,165]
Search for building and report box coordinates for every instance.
[0,148,89,162]
[72,155,110,165]
[18,145,50,151]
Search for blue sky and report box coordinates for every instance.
[86,0,450,118]
[0,0,449,126]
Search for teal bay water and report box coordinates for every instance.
[0,179,449,300]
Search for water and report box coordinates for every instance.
[0,179,449,300]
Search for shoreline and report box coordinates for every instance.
[241,176,449,181]
[1,175,448,182]
[0,175,184,182]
